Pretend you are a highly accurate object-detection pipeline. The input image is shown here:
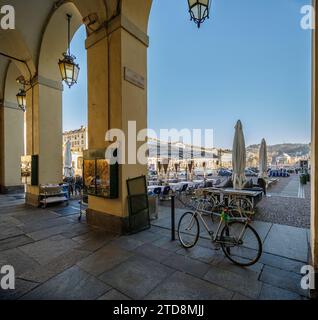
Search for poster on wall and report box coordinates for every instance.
[21,155,39,186]
[21,155,32,185]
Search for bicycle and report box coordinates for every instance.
[177,196,262,267]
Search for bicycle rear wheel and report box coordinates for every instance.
[220,221,262,266]
[178,212,200,248]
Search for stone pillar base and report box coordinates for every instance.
[25,192,40,207]
[86,209,127,235]
[0,185,24,194]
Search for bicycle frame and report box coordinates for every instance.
[191,198,249,244]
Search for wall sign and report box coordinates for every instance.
[124,67,145,90]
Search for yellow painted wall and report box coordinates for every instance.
[2,63,24,188]
[87,30,110,149]
[122,0,152,33]
[38,84,63,184]
[26,82,63,189]
[311,0,318,268]
[3,108,24,186]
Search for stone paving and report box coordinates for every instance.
[268,174,306,199]
[0,193,311,300]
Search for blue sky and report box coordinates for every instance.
[63,0,312,149]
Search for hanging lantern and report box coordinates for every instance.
[16,88,26,112]
[58,14,80,88]
[16,76,28,112]
[188,0,211,28]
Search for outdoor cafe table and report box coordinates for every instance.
[148,181,203,194]
[148,180,213,194]
[203,188,263,209]
[148,184,181,193]
[179,181,205,187]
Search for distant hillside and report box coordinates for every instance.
[247,143,310,156]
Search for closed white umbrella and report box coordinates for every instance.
[63,140,73,178]
[232,120,246,190]
[259,138,268,179]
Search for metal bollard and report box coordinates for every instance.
[171,194,176,241]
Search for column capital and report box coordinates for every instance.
[85,14,149,50]
[30,75,63,92]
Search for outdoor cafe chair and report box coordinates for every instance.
[161,186,171,201]
[153,187,162,197]
[205,181,213,188]
[181,184,188,192]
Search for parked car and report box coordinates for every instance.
[218,169,232,177]
[269,169,290,178]
[245,169,258,177]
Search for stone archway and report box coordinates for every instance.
[0,0,317,279]
[25,1,84,204]
[0,62,25,193]
[24,0,108,205]
[17,0,152,232]
[0,27,36,194]
[135,0,318,283]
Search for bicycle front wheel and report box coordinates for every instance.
[178,212,200,248]
[220,221,262,266]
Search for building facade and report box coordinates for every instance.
[63,126,88,152]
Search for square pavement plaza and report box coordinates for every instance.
[0,194,311,300]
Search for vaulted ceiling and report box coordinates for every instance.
[0,0,124,99]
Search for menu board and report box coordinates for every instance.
[96,159,110,197]
[83,159,96,195]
